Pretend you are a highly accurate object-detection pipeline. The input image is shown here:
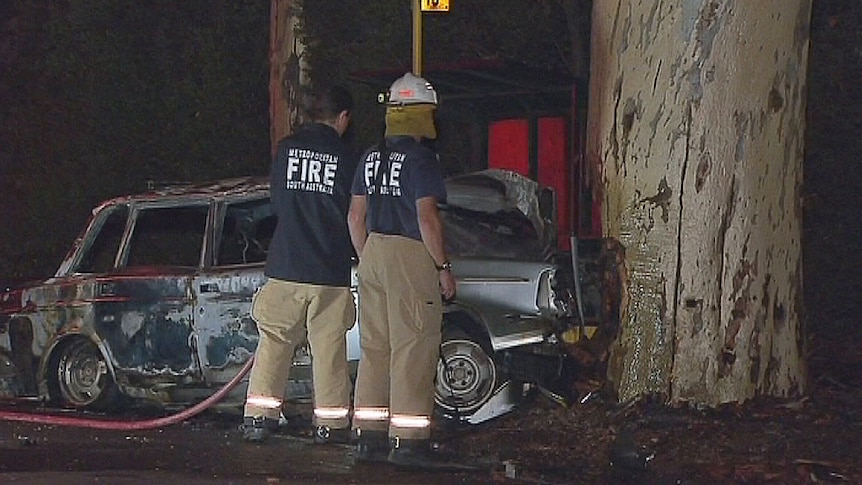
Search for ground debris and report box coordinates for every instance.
[794,459,853,483]
[777,396,810,411]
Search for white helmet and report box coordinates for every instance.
[386,72,438,106]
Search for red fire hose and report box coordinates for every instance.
[0,356,254,430]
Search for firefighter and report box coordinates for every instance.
[242,85,356,444]
[347,73,461,469]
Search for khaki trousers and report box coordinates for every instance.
[244,278,355,429]
[352,234,442,440]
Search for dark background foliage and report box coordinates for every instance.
[803,0,862,336]
[0,0,270,279]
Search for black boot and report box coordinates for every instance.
[314,425,351,445]
[387,438,480,472]
[354,429,389,463]
[240,416,278,443]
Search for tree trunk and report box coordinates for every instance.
[559,1,592,79]
[269,0,306,154]
[587,0,810,406]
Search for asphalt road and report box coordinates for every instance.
[0,405,497,485]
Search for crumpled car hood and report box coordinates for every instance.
[442,169,554,261]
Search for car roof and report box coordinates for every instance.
[140,176,270,198]
[95,176,271,210]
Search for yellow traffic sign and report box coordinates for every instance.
[421,0,449,12]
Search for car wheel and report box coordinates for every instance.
[435,330,497,415]
[55,338,119,409]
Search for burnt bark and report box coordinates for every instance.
[269,0,303,153]
[588,0,809,405]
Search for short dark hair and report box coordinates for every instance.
[302,84,353,123]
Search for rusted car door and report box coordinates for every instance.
[192,268,263,385]
[191,196,270,386]
[104,202,209,381]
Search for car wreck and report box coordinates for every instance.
[0,169,599,424]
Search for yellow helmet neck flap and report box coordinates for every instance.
[385,104,437,140]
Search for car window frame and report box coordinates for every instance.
[61,201,132,277]
[209,191,273,269]
[119,198,213,270]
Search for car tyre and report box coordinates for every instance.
[54,338,119,410]
[434,328,497,417]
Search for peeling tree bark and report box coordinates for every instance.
[587,0,810,405]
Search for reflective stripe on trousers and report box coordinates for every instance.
[246,394,283,410]
[354,406,390,423]
[354,408,432,436]
[390,414,431,429]
[314,407,350,421]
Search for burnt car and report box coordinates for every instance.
[0,170,588,423]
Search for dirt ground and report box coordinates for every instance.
[1,2,860,484]
[451,331,862,484]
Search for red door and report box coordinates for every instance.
[488,117,572,249]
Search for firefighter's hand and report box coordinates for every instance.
[439,269,456,301]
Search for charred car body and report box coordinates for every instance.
[0,170,596,423]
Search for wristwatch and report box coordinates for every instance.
[435,260,452,272]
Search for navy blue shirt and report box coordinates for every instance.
[351,136,446,241]
[265,123,357,287]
